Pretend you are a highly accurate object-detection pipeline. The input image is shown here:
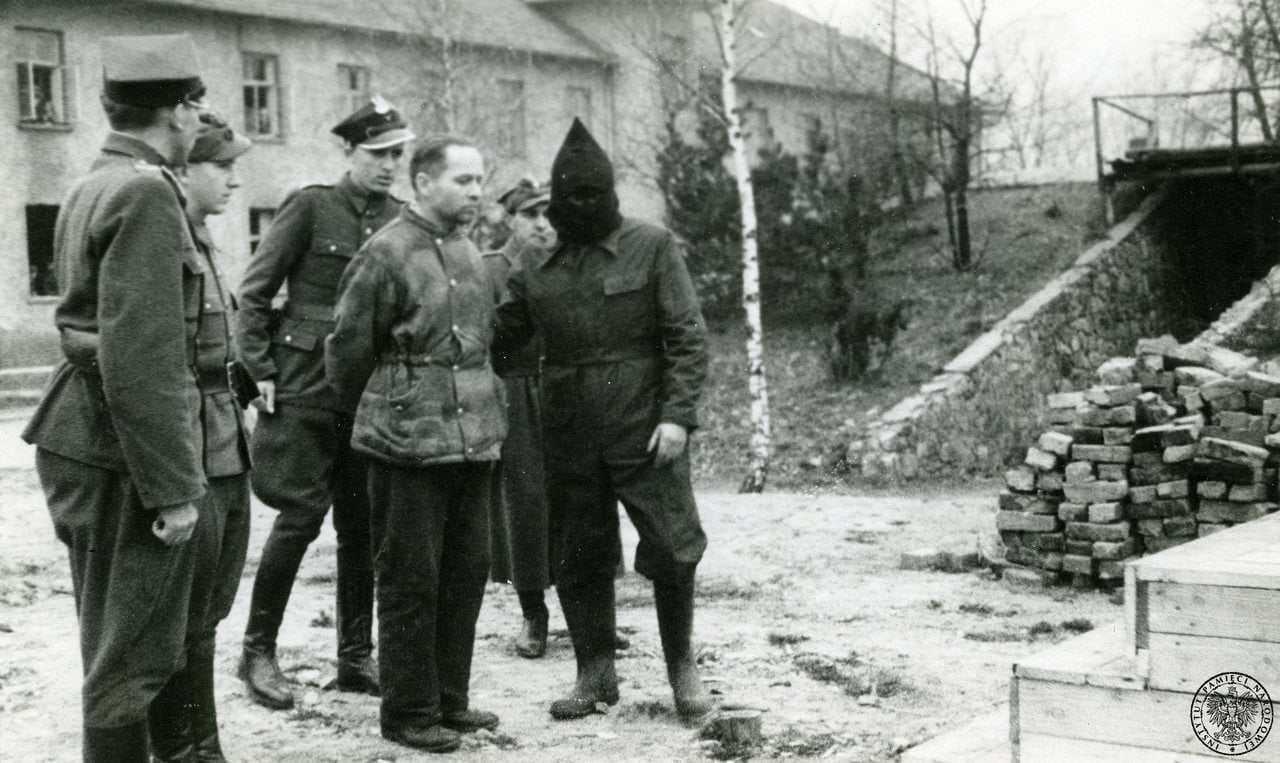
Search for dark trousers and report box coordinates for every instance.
[545,425,706,590]
[190,474,250,649]
[245,404,373,657]
[35,448,197,729]
[367,459,494,732]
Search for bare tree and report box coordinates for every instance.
[1196,0,1280,141]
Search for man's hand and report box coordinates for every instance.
[252,380,276,414]
[153,502,199,546]
[647,422,688,467]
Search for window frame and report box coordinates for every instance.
[25,203,61,300]
[248,207,276,254]
[335,62,371,119]
[494,79,527,159]
[564,85,592,132]
[242,52,283,139]
[15,27,77,129]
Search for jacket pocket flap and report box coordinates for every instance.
[603,273,648,295]
[271,327,318,351]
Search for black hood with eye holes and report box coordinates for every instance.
[547,118,622,246]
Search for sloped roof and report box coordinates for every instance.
[128,0,609,63]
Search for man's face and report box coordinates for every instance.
[509,201,555,250]
[183,159,240,218]
[416,145,485,228]
[348,144,406,194]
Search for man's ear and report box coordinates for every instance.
[413,171,429,193]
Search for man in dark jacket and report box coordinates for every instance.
[328,135,506,753]
[494,119,713,721]
[235,98,413,709]
[21,34,210,762]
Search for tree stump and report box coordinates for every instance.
[703,709,763,748]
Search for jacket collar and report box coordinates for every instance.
[337,172,388,215]
[402,203,462,240]
[103,132,170,167]
[539,219,623,269]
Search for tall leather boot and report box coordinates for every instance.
[188,635,227,763]
[238,536,304,710]
[654,579,714,720]
[550,580,620,720]
[84,721,148,763]
[335,566,379,695]
[147,669,195,762]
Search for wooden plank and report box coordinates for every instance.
[1132,512,1280,588]
[1148,582,1280,643]
[1020,733,1231,762]
[1147,632,1280,693]
[902,710,1011,763]
[1014,623,1143,689]
[1017,679,1280,762]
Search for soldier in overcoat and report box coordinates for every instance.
[494,119,714,721]
[20,34,211,762]
[234,98,413,709]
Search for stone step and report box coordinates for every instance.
[900,710,1010,763]
[0,365,52,392]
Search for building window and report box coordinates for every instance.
[26,205,60,297]
[16,28,76,126]
[242,53,281,137]
[494,79,526,158]
[657,33,688,110]
[800,112,822,143]
[741,106,775,160]
[564,86,592,132]
[249,207,275,253]
[336,63,370,118]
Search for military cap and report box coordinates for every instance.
[102,34,207,109]
[188,113,252,163]
[497,177,550,215]
[332,96,415,149]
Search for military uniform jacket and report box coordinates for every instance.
[236,173,402,411]
[482,238,541,378]
[22,133,205,510]
[495,217,708,442]
[327,205,508,467]
[192,223,251,477]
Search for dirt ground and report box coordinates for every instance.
[0,443,1126,763]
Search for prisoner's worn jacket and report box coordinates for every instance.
[23,132,205,510]
[236,173,402,412]
[326,205,508,466]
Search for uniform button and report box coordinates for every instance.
[284,334,292,342]
[435,238,443,246]
[466,447,474,454]
[452,325,459,332]
[456,406,464,415]
[329,244,336,252]
[449,278,458,287]
[365,227,372,235]
[204,302,212,309]
[452,364,460,371]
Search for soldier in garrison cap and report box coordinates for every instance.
[495,118,713,722]
[235,97,413,711]
[21,33,212,762]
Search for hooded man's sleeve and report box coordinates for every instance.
[653,232,708,431]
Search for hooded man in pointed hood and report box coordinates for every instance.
[494,119,714,722]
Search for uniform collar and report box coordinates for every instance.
[337,172,387,214]
[403,203,461,240]
[103,131,170,167]
[540,219,623,268]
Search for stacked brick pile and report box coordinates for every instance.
[997,337,1280,590]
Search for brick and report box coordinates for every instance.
[1197,500,1274,524]
[996,512,1060,532]
[1198,524,1228,538]
[1131,463,1189,486]
[1102,428,1134,446]
[1128,499,1192,520]
[1079,405,1136,427]
[1136,518,1164,536]
[1097,357,1137,385]
[1068,427,1105,445]
[1093,538,1135,560]
[1174,366,1225,386]
[1200,377,1245,402]
[1038,431,1073,457]
[1072,445,1132,464]
[1040,552,1064,571]
[1163,444,1196,463]
[1200,426,1265,448]
[1086,384,1143,407]
[1057,502,1088,522]
[1062,554,1097,575]
[1098,558,1135,579]
[1161,426,1198,447]
[1129,484,1158,503]
[1025,447,1059,471]
[998,491,1024,511]
[1145,536,1192,553]
[1036,471,1065,494]
[1163,515,1197,537]
[1156,480,1190,499]
[1066,522,1131,542]
[1047,391,1086,409]
[1215,411,1261,430]
[1097,464,1128,481]
[1063,480,1129,503]
[1228,483,1269,502]
[1064,461,1095,483]
[1006,546,1040,567]
[1242,371,1280,397]
[1133,451,1163,468]
[1137,353,1165,372]
[1003,566,1057,591]
[900,548,946,571]
[1181,389,1205,411]
[1131,425,1173,452]
[1033,532,1065,552]
[1087,502,1125,523]
[1264,398,1280,416]
[1188,459,1259,484]
[1266,432,1280,449]
[1197,437,1268,465]
[1047,408,1080,425]
[1138,394,1179,427]
[1208,391,1248,412]
[1065,539,1094,555]
[1005,467,1036,493]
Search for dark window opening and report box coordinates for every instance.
[27,204,60,297]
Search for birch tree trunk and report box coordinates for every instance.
[715,0,771,493]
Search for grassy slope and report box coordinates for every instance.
[692,181,1105,492]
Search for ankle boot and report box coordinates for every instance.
[654,579,714,720]
[84,721,148,763]
[515,589,549,659]
[188,637,227,762]
[335,567,379,695]
[237,646,293,710]
[240,537,304,710]
[147,669,195,762]
[550,580,619,720]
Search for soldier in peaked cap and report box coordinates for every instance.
[494,119,714,722]
[235,96,413,711]
[21,33,212,762]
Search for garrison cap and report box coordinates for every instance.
[102,34,207,109]
[188,113,252,163]
[497,177,550,215]
[332,96,415,149]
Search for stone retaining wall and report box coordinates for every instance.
[851,191,1180,480]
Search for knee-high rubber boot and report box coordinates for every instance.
[188,636,227,763]
[147,669,195,762]
[550,580,619,720]
[335,566,379,695]
[84,721,148,763]
[238,533,304,710]
[654,579,714,720]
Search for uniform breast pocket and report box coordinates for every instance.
[307,236,357,286]
[602,273,652,337]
